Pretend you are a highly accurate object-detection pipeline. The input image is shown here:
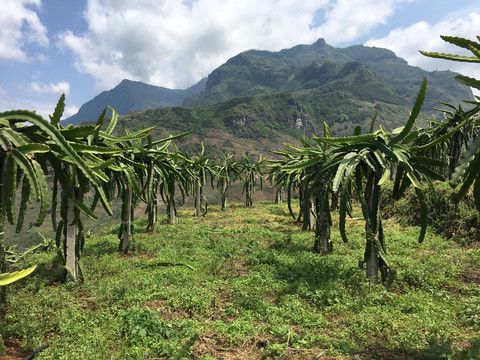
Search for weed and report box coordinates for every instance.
[121,303,191,358]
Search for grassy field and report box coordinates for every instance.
[2,200,480,359]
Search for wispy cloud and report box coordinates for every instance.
[28,81,71,95]
[0,96,76,120]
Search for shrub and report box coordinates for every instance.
[381,181,480,244]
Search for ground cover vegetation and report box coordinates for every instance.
[2,34,480,359]
[3,202,480,359]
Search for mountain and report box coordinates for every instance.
[73,38,474,160]
[183,38,472,112]
[62,78,207,125]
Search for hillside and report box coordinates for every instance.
[112,39,473,160]
[113,89,411,160]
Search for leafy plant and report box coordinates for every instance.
[238,154,265,207]
[184,143,217,216]
[121,303,193,358]
[0,265,36,286]
[216,154,241,210]
[421,35,480,209]
[276,79,457,284]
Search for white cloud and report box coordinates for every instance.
[28,81,71,95]
[0,97,75,121]
[315,0,412,45]
[58,0,409,92]
[0,0,49,61]
[64,105,79,119]
[365,12,480,83]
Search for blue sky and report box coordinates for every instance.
[1,0,480,120]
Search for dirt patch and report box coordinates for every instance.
[2,339,31,360]
[75,289,98,311]
[192,336,336,360]
[192,335,264,360]
[143,299,189,322]
[208,287,237,322]
[119,250,155,261]
[217,259,249,279]
[459,270,480,286]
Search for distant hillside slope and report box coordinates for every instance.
[62,78,207,125]
[183,39,473,111]
[112,87,413,161]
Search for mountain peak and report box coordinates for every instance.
[313,38,327,48]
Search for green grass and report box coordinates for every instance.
[3,201,480,359]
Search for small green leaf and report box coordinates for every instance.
[441,35,480,52]
[3,153,17,224]
[105,106,118,135]
[419,51,480,63]
[456,75,480,91]
[369,112,377,134]
[450,135,480,187]
[406,171,423,190]
[31,159,50,226]
[316,133,376,144]
[11,149,41,201]
[60,126,96,140]
[70,143,122,154]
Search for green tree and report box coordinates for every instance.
[283,80,451,283]
[0,96,118,283]
[238,154,265,207]
[185,144,216,217]
[421,35,480,208]
[216,154,241,211]
[0,114,50,297]
[272,134,335,253]
[47,103,125,278]
[139,134,191,229]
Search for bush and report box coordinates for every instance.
[381,181,480,244]
[121,304,190,357]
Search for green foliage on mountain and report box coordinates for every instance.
[183,39,472,112]
[114,87,411,160]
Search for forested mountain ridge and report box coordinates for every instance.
[66,38,473,160]
[183,38,472,110]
